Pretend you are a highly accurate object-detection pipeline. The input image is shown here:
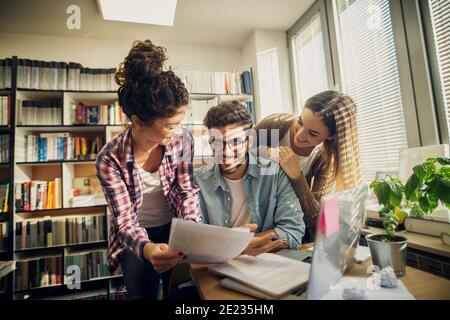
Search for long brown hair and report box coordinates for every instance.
[305,90,362,192]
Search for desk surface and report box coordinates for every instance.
[190,250,450,300]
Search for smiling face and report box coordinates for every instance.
[290,107,334,150]
[208,124,252,175]
[132,106,187,146]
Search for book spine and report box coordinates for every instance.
[23,182,30,211]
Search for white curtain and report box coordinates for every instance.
[292,13,329,110]
[256,47,283,120]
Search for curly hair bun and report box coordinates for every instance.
[115,39,190,125]
[115,39,167,86]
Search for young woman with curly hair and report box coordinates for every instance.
[96,40,200,299]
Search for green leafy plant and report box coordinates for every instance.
[369,157,450,237]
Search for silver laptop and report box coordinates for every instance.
[305,184,368,299]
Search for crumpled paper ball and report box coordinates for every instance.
[342,287,368,300]
[379,266,398,288]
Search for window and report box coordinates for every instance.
[428,0,450,142]
[333,0,408,183]
[256,48,283,120]
[291,13,330,109]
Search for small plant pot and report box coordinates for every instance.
[366,233,408,277]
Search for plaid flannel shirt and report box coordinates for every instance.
[96,126,201,273]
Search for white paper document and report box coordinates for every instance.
[168,218,253,264]
[354,245,372,263]
[208,253,311,298]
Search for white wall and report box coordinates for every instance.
[0,32,242,71]
[240,29,294,121]
[254,30,293,116]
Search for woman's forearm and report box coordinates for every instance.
[290,174,321,235]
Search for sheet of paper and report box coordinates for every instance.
[318,196,339,236]
[319,276,415,300]
[208,253,311,298]
[354,245,372,263]
[168,218,253,264]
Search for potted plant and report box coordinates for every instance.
[368,157,450,276]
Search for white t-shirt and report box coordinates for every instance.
[280,130,322,176]
[136,165,173,228]
[223,176,252,227]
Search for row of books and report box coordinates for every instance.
[49,286,127,300]
[0,222,7,252]
[14,179,62,211]
[17,99,62,126]
[1,58,253,94]
[176,70,252,95]
[0,96,10,125]
[0,59,12,89]
[73,287,127,300]
[14,250,113,291]
[67,63,117,92]
[70,101,127,125]
[13,58,117,91]
[25,133,104,162]
[65,249,109,284]
[15,214,106,249]
[15,255,63,291]
[0,135,9,164]
[0,183,9,213]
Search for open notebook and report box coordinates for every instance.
[208,253,311,298]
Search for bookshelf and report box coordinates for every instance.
[0,56,122,300]
[0,56,254,299]
[0,74,14,300]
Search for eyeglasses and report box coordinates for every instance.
[208,136,248,151]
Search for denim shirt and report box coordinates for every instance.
[194,152,305,249]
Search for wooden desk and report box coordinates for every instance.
[190,251,450,300]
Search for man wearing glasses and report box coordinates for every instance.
[194,101,305,256]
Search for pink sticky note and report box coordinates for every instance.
[318,197,339,236]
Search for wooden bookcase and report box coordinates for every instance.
[1,56,254,299]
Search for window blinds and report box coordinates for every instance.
[256,47,283,120]
[333,0,408,183]
[429,0,450,141]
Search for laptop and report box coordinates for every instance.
[219,184,368,300]
[305,184,368,299]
